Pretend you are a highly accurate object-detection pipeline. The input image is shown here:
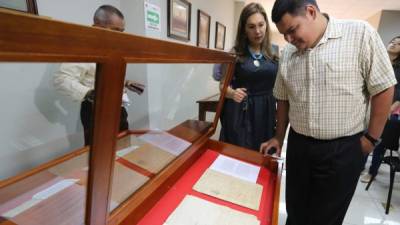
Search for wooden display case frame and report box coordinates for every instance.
[0,9,282,225]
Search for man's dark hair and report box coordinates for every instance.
[272,0,319,23]
[94,5,124,25]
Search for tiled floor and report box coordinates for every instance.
[278,151,400,225]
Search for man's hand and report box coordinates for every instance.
[260,137,282,157]
[232,88,247,103]
[125,80,145,95]
[360,136,375,155]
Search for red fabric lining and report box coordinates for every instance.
[137,149,276,225]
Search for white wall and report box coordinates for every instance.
[366,11,382,30]
[376,10,400,45]
[37,0,120,25]
[120,0,235,129]
[0,0,235,179]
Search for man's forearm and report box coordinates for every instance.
[369,87,394,139]
[276,100,289,146]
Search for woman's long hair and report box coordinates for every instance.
[233,3,277,62]
[390,36,400,68]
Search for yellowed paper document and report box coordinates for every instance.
[122,143,176,173]
[164,195,260,225]
[48,153,88,177]
[193,169,263,210]
[110,162,149,205]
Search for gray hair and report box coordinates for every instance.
[93,5,124,25]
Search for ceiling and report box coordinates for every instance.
[245,0,400,30]
[249,0,400,19]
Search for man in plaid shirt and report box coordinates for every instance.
[260,0,397,224]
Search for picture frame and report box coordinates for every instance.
[196,10,210,48]
[215,22,226,50]
[167,0,191,42]
[0,0,38,15]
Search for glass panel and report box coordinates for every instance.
[0,0,28,12]
[0,62,96,225]
[109,63,226,212]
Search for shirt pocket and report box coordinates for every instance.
[324,60,362,97]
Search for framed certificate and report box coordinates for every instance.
[215,22,226,50]
[167,0,191,41]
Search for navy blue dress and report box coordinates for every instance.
[219,54,278,151]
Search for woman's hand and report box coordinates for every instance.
[232,88,247,103]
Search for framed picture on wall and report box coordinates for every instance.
[196,10,210,48]
[215,22,226,50]
[167,0,191,41]
[0,0,38,14]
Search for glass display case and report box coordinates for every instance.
[0,9,282,225]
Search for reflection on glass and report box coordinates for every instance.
[109,63,225,212]
[0,62,93,224]
[124,63,222,130]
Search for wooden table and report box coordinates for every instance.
[196,94,220,121]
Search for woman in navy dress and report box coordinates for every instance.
[219,3,278,151]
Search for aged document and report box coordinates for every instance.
[164,195,260,225]
[110,162,149,205]
[116,134,143,150]
[210,155,260,183]
[193,169,263,210]
[48,153,89,185]
[48,153,88,177]
[116,145,139,158]
[122,143,176,173]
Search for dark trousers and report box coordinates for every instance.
[285,129,364,225]
[80,99,129,145]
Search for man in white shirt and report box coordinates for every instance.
[54,5,144,145]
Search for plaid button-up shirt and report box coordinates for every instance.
[274,17,397,140]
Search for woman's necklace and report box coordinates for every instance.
[248,46,263,67]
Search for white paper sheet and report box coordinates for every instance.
[2,179,79,218]
[210,155,260,183]
[163,195,260,225]
[139,131,191,156]
[32,179,78,200]
[116,145,139,158]
[2,199,41,218]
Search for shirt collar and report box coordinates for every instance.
[248,46,266,60]
[317,14,342,45]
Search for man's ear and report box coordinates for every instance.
[305,5,317,20]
